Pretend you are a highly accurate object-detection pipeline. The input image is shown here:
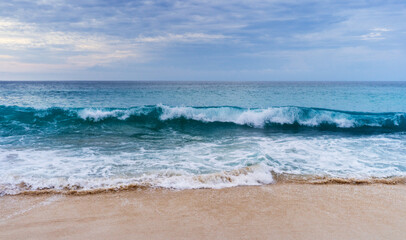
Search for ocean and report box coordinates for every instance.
[1,81,406,195]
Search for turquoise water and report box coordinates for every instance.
[1,81,406,194]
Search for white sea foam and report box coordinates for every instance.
[77,109,134,121]
[1,133,405,195]
[145,163,274,189]
[159,105,360,128]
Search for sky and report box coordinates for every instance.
[0,0,406,81]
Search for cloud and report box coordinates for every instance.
[360,32,384,40]
[361,27,392,40]
[135,33,228,43]
[0,55,15,59]
[0,15,229,72]
[0,17,143,70]
[0,18,114,51]
[371,27,392,32]
[67,51,138,68]
[0,61,68,73]
[0,1,406,80]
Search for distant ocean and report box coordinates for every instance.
[1,81,406,195]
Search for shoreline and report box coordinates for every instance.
[3,173,406,197]
[1,184,406,239]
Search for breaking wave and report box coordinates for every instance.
[1,104,405,133]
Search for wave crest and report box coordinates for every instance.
[159,105,360,128]
[1,104,405,132]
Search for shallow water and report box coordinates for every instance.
[1,81,406,195]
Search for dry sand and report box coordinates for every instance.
[1,184,406,240]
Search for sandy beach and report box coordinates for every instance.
[1,184,406,240]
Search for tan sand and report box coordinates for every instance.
[1,184,406,240]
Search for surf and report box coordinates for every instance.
[1,104,405,134]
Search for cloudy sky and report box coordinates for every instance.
[1,0,405,81]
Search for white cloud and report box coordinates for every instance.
[0,18,113,51]
[0,18,143,70]
[67,51,138,68]
[0,61,68,73]
[135,33,228,43]
[0,55,15,59]
[1,1,406,80]
[361,27,392,41]
[291,4,403,45]
[371,27,392,32]
[0,17,229,72]
[360,32,384,40]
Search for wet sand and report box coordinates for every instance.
[1,184,406,240]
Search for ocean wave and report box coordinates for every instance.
[0,104,405,132]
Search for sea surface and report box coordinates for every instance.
[1,81,406,195]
